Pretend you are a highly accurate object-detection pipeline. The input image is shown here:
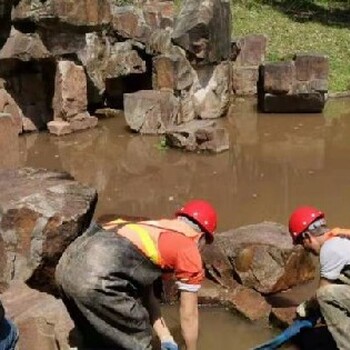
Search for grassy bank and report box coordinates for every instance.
[232,1,350,92]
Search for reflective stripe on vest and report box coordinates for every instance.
[104,218,161,266]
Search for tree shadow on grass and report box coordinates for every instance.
[261,0,350,28]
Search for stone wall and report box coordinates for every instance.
[258,54,329,113]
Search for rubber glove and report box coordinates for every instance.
[296,299,319,318]
[160,335,178,350]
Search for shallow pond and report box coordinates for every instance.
[2,97,350,349]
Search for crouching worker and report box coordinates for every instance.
[56,200,218,350]
[288,206,350,350]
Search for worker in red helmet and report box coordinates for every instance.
[288,206,350,350]
[56,199,218,350]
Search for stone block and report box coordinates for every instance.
[232,66,259,95]
[47,120,72,136]
[263,61,294,95]
[234,34,267,67]
[53,61,88,121]
[262,93,325,113]
[294,53,329,81]
[124,90,179,134]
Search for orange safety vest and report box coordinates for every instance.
[102,218,201,267]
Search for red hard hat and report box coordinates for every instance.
[175,200,217,242]
[288,206,325,243]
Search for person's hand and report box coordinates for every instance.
[160,335,178,350]
[296,299,319,318]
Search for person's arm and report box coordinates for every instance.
[142,285,175,343]
[179,290,198,350]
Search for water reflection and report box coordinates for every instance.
[3,97,350,231]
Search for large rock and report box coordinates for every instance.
[209,222,316,294]
[152,46,196,92]
[193,62,231,119]
[1,281,76,350]
[0,168,97,289]
[124,90,179,134]
[78,33,146,99]
[12,0,112,29]
[172,0,231,64]
[0,27,51,62]
[165,119,230,153]
[52,61,88,121]
[111,5,151,43]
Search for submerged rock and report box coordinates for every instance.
[165,119,230,153]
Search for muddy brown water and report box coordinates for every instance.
[2,97,350,349]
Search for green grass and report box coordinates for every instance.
[233,1,350,92]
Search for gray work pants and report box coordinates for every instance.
[317,284,350,350]
[56,224,162,350]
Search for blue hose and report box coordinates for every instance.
[252,317,318,350]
